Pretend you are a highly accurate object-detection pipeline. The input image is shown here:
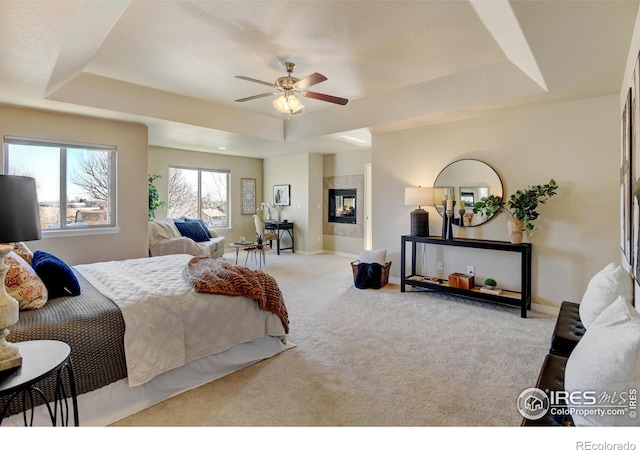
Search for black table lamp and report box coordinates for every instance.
[0,175,42,372]
[405,186,434,237]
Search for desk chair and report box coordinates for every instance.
[253,215,277,248]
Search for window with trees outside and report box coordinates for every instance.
[4,137,117,231]
[168,167,229,228]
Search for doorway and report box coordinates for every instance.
[364,163,372,250]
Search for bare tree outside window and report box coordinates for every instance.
[201,171,228,227]
[68,149,112,225]
[168,167,229,227]
[5,140,116,230]
[168,168,198,218]
[70,150,110,203]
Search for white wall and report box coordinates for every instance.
[308,153,324,254]
[263,152,319,254]
[148,146,263,246]
[373,95,619,310]
[0,104,148,265]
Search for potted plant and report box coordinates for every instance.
[472,179,558,243]
[484,278,497,290]
[257,202,273,221]
[148,174,167,221]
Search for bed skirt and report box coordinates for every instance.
[3,335,294,426]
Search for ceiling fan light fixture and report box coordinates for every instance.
[273,92,304,115]
[287,94,304,113]
[237,61,348,114]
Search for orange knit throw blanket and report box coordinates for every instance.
[185,257,289,333]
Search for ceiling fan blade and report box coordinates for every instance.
[294,72,327,90]
[235,76,276,88]
[235,92,278,102]
[304,91,349,106]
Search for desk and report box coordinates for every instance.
[265,221,294,255]
[0,340,79,426]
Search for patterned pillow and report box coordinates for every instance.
[10,242,34,266]
[4,251,48,310]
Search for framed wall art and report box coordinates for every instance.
[633,54,640,285]
[621,88,632,265]
[241,178,256,215]
[273,184,290,206]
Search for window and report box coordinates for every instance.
[4,137,117,231]
[168,167,229,227]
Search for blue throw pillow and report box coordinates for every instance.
[32,251,81,299]
[175,220,210,242]
[186,218,212,239]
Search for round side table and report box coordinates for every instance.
[230,241,255,264]
[244,245,271,269]
[0,340,79,426]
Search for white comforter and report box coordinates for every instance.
[75,254,286,386]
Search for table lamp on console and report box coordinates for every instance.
[404,186,434,237]
[0,175,42,372]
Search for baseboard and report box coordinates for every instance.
[389,275,401,284]
[530,303,560,316]
[296,250,325,256]
[324,250,360,259]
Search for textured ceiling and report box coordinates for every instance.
[0,1,637,158]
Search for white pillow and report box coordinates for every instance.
[579,263,633,328]
[565,296,640,426]
[360,249,386,265]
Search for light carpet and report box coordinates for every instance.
[111,251,556,427]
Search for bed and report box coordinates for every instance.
[2,253,291,426]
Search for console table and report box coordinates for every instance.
[400,235,532,318]
[265,221,294,254]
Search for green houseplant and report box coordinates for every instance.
[148,174,167,221]
[473,179,558,243]
[483,278,497,289]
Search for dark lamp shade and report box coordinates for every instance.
[0,175,42,243]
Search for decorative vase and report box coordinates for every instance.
[508,219,524,244]
[463,212,474,227]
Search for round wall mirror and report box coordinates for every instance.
[433,159,503,227]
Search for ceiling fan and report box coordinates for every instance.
[235,61,349,115]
